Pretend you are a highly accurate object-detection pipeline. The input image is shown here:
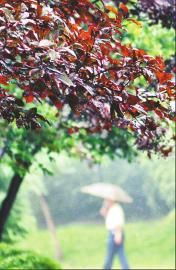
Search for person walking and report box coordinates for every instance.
[81,182,132,270]
[100,199,130,270]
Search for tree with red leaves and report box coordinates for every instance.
[0,0,175,153]
[0,0,175,244]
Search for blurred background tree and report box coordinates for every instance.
[28,152,175,227]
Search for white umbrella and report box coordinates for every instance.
[81,182,133,203]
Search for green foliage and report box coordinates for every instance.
[0,104,137,178]
[2,203,28,243]
[123,21,174,59]
[0,244,61,270]
[76,127,137,162]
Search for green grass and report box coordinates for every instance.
[17,212,175,269]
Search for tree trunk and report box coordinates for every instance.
[39,194,63,260]
[0,173,22,241]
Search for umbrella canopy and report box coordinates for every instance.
[81,182,133,203]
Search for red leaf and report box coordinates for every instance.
[25,95,34,103]
[121,45,131,57]
[79,30,91,40]
[155,56,165,69]
[37,4,43,17]
[155,109,165,119]
[54,100,63,110]
[156,71,173,84]
[119,3,129,14]
[0,75,8,85]
[68,127,79,134]
[135,49,146,57]
[127,95,140,105]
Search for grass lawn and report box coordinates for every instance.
[17,211,175,269]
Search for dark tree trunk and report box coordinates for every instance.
[0,173,23,241]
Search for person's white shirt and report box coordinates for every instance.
[105,203,125,231]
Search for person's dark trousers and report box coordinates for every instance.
[103,231,130,270]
